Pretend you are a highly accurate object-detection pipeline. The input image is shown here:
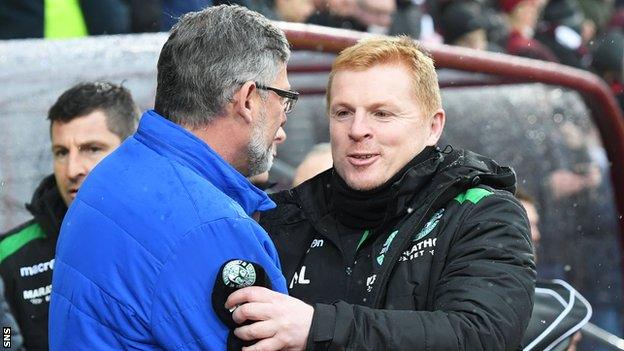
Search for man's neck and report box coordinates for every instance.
[188,117,250,175]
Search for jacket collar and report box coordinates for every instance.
[135,110,275,215]
[329,146,438,229]
[26,174,67,240]
[294,146,516,226]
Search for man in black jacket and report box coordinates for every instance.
[0,82,139,350]
[225,35,536,350]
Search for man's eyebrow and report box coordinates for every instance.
[330,102,354,109]
[368,101,397,110]
[330,101,398,110]
[52,140,110,149]
[79,141,108,146]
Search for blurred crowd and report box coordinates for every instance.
[3,0,624,107]
[1,1,623,63]
[2,0,624,91]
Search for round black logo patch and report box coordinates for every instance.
[222,260,257,288]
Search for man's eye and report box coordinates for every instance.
[80,146,103,154]
[86,146,102,153]
[374,110,391,118]
[53,150,68,158]
[332,110,351,119]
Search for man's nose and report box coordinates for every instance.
[348,112,372,141]
[275,126,286,145]
[66,152,88,180]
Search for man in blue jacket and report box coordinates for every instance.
[49,5,295,350]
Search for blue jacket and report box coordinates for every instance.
[49,110,288,350]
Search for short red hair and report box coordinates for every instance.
[327,35,441,117]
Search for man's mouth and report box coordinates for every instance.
[347,153,380,166]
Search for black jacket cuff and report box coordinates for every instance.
[306,303,336,351]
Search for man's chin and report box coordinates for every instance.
[62,194,75,207]
[336,166,385,191]
[248,154,273,178]
[344,176,385,192]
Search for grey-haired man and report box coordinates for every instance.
[49,5,297,350]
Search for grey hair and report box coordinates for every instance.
[154,5,290,129]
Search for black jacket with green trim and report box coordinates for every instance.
[0,175,66,351]
[260,148,536,350]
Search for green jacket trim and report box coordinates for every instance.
[0,223,46,264]
[357,230,370,251]
[454,187,493,205]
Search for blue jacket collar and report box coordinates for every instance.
[134,110,275,215]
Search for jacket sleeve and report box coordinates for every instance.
[150,217,288,350]
[308,193,536,351]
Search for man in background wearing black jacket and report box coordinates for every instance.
[226,35,536,350]
[0,82,139,350]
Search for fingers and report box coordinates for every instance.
[225,286,277,309]
[241,336,284,351]
[231,296,314,351]
[234,320,277,341]
[231,302,273,324]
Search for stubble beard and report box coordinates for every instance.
[246,109,274,177]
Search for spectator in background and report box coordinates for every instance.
[273,0,315,22]
[516,190,541,252]
[389,0,424,39]
[517,189,585,351]
[307,0,396,33]
[161,0,293,30]
[292,142,333,186]
[0,82,139,350]
[535,0,595,69]
[244,0,316,23]
[161,0,213,31]
[500,0,560,61]
[591,30,624,109]
[540,116,623,350]
[354,0,396,33]
[0,0,135,39]
[481,0,512,50]
[306,0,364,30]
[608,0,624,31]
[577,0,615,36]
[439,1,489,51]
[128,0,162,32]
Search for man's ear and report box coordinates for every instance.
[426,109,446,146]
[231,81,257,124]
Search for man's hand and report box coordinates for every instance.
[225,286,314,351]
